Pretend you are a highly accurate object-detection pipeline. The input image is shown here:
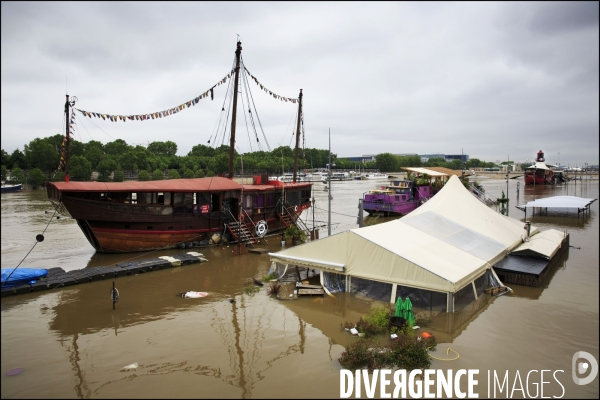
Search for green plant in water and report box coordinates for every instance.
[338,331,437,372]
[497,190,509,216]
[283,225,307,244]
[262,272,278,281]
[243,284,260,295]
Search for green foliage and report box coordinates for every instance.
[28,168,46,188]
[338,333,436,373]
[1,165,7,180]
[167,169,180,179]
[97,158,118,181]
[10,166,24,184]
[152,169,164,180]
[24,138,57,172]
[375,153,399,172]
[497,190,509,216]
[243,284,260,295]
[283,225,307,243]
[148,141,177,157]
[195,169,206,178]
[113,170,124,182]
[84,146,105,169]
[51,171,65,182]
[366,306,394,330]
[183,169,195,179]
[70,155,93,181]
[138,170,150,181]
[1,149,9,166]
[262,272,279,281]
[9,149,25,169]
[103,139,131,157]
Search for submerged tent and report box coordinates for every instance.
[270,175,540,299]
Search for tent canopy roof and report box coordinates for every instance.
[517,196,597,210]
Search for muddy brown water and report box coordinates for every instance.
[1,176,598,398]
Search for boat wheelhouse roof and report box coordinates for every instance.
[402,167,449,177]
[525,162,552,171]
[51,177,242,193]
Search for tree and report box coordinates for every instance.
[148,141,177,157]
[167,169,180,179]
[1,165,6,181]
[85,146,106,170]
[28,168,46,188]
[103,139,131,157]
[70,155,93,181]
[10,166,25,184]
[152,169,164,180]
[138,170,150,181]
[195,169,205,178]
[24,138,58,172]
[113,170,124,182]
[183,169,195,179]
[375,153,399,172]
[51,171,65,182]
[9,149,26,169]
[1,149,9,166]
[96,158,118,181]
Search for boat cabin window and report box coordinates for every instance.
[265,193,275,207]
[131,193,137,204]
[173,192,194,214]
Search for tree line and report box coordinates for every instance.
[1,134,504,188]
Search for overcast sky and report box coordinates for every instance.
[2,2,598,166]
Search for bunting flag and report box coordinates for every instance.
[243,66,299,104]
[74,69,235,122]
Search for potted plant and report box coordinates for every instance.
[283,225,307,245]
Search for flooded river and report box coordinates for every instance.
[1,176,598,398]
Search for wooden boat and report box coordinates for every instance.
[47,41,312,253]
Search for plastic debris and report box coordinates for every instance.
[121,362,138,371]
[412,325,420,329]
[390,334,398,339]
[350,328,358,335]
[180,291,208,298]
[5,368,24,376]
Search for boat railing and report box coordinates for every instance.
[282,202,310,238]
[468,183,497,206]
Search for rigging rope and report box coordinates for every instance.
[74,69,235,122]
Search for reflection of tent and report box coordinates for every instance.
[270,176,542,311]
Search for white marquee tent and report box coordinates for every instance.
[270,175,541,307]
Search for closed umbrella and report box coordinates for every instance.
[404,297,415,326]
[394,297,403,317]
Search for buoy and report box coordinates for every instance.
[421,332,432,339]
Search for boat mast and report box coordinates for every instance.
[64,94,71,182]
[292,89,303,183]
[228,41,242,179]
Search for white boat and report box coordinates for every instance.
[361,173,388,180]
[271,172,313,182]
[320,172,352,183]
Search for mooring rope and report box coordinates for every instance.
[1,209,57,288]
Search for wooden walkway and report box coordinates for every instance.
[1,252,208,297]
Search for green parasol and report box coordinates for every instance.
[404,297,415,325]
[394,297,403,317]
